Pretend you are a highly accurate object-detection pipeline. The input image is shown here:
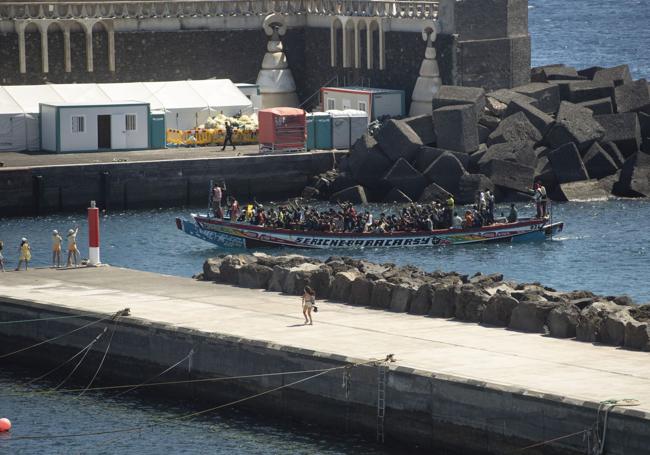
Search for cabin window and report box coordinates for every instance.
[71,115,85,133]
[125,114,137,131]
[358,101,367,112]
[326,98,335,110]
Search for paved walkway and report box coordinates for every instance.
[1,266,649,414]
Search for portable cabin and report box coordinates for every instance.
[40,101,150,153]
[258,107,306,152]
[320,87,405,120]
[235,83,262,112]
[328,110,368,150]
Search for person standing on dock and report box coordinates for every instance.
[52,230,63,268]
[302,286,316,325]
[15,238,31,271]
[66,227,80,267]
[0,240,5,272]
[221,121,236,151]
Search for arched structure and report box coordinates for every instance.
[330,17,385,71]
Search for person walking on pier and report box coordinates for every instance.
[52,229,63,268]
[66,227,80,267]
[302,285,316,325]
[221,121,236,151]
[15,238,31,271]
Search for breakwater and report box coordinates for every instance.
[0,151,341,217]
[1,267,650,454]
[200,253,650,351]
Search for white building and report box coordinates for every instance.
[40,101,150,153]
[320,87,405,120]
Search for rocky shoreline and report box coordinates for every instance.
[198,253,650,352]
[303,64,650,205]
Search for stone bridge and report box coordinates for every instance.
[0,0,530,112]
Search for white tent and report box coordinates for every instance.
[0,79,253,152]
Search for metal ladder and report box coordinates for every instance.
[376,362,388,443]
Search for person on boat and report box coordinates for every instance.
[486,190,495,225]
[52,229,63,268]
[539,182,548,218]
[452,212,463,229]
[301,285,316,325]
[245,204,254,222]
[463,210,474,228]
[66,227,80,267]
[15,237,31,271]
[211,183,223,218]
[507,204,518,223]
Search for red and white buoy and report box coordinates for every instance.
[88,200,101,266]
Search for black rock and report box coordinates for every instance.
[539,65,581,82]
[547,142,590,184]
[512,82,561,114]
[403,114,436,146]
[468,145,488,173]
[383,188,412,203]
[414,146,470,172]
[432,104,479,153]
[567,81,615,104]
[487,111,543,146]
[545,101,605,152]
[422,152,467,194]
[432,85,486,121]
[330,185,368,204]
[595,113,642,158]
[534,156,558,189]
[479,141,537,169]
[457,174,495,204]
[577,66,604,80]
[553,180,611,202]
[577,98,614,115]
[505,99,554,136]
[375,119,423,162]
[478,124,491,144]
[614,79,650,113]
[600,141,626,168]
[485,89,538,117]
[348,135,393,188]
[531,64,566,83]
[583,143,619,179]
[479,113,502,131]
[613,152,650,197]
[481,159,535,193]
[419,182,452,202]
[383,158,428,200]
[593,65,633,87]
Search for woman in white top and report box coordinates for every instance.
[66,227,79,267]
[301,286,316,325]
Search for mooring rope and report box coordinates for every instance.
[77,315,123,397]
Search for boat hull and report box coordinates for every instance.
[176,215,564,250]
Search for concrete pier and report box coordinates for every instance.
[1,267,649,454]
[0,149,342,216]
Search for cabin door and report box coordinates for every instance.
[97,115,111,149]
[111,114,127,149]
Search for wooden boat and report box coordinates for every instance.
[176,214,564,249]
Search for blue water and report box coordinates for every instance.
[3,3,650,452]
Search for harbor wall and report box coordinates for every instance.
[1,297,648,455]
[0,151,343,216]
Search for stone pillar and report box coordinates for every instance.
[366,22,374,69]
[16,22,27,74]
[107,29,115,72]
[409,26,442,116]
[378,20,385,70]
[39,27,49,73]
[341,20,350,68]
[80,21,94,72]
[63,26,71,73]
[354,19,361,69]
[330,21,338,66]
[256,14,299,108]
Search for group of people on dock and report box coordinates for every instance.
[0,227,81,272]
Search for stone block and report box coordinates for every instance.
[505,100,554,135]
[409,284,435,315]
[547,304,580,338]
[624,320,650,351]
[422,152,467,194]
[457,174,495,204]
[595,113,642,158]
[478,124,491,144]
[455,285,489,323]
[390,285,414,313]
[348,277,372,306]
[478,141,537,169]
[487,111,543,146]
[542,65,581,81]
[348,135,393,188]
[414,146,470,172]
[481,159,535,193]
[237,263,274,289]
[509,300,558,333]
[375,119,423,162]
[547,142,590,184]
[582,142,619,179]
[593,65,633,87]
[403,114,436,146]
[577,66,603,80]
[614,79,650,113]
[613,152,650,197]
[370,279,393,309]
[602,309,636,346]
[534,156,558,190]
[546,101,605,152]
[553,180,611,202]
[481,293,518,327]
[531,64,566,83]
[567,81,615,104]
[432,85,486,121]
[429,284,458,318]
[331,270,360,302]
[486,89,538,117]
[512,82,561,113]
[432,104,479,153]
[383,158,428,200]
[383,188,412,203]
[202,257,224,281]
[445,0,528,40]
[600,141,626,168]
[479,113,502,131]
[330,185,368,204]
[468,144,488,172]
[577,98,614,115]
[419,182,453,203]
